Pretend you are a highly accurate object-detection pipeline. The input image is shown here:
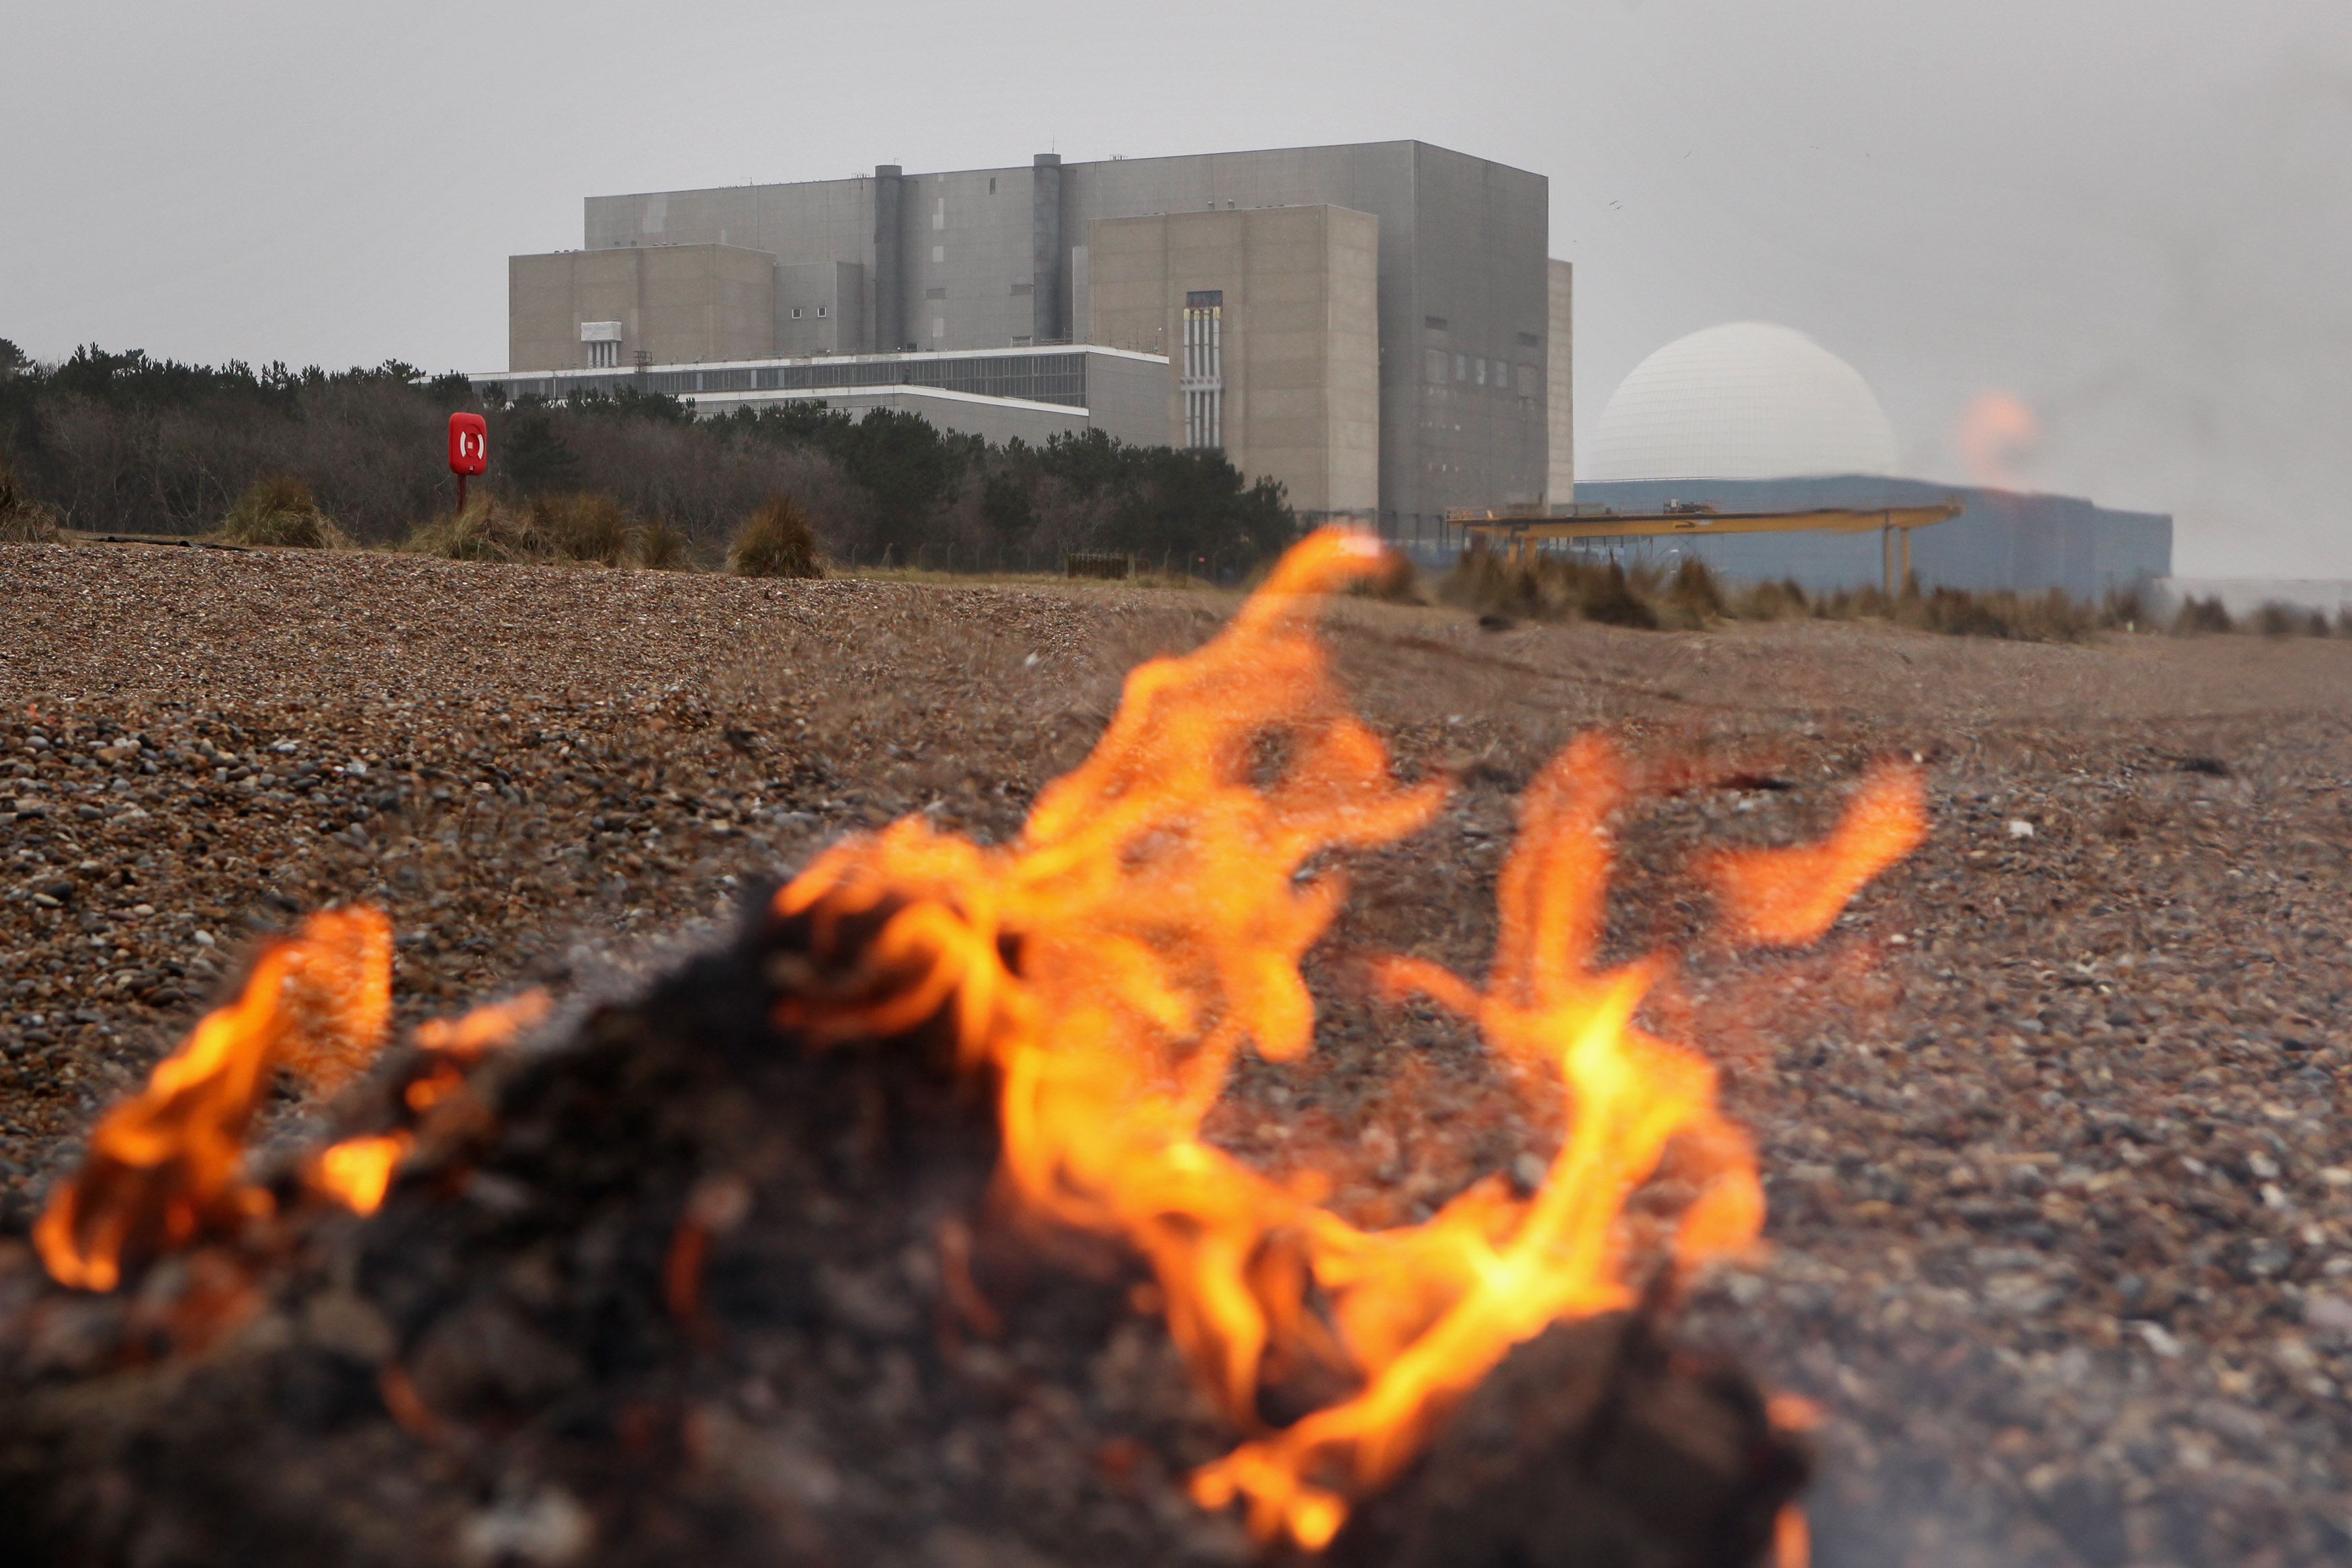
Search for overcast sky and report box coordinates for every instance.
[5,0,2347,576]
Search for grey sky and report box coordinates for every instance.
[6,1,2347,575]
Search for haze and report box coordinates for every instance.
[5,0,2346,577]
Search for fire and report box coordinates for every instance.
[1956,389,2039,490]
[773,528,1925,1547]
[307,988,550,1215]
[36,906,546,1282]
[34,906,391,1291]
[31,528,1915,1551]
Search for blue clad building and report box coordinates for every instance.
[1568,475,2171,602]
[1483,322,2171,599]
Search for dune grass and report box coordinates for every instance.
[727,497,825,578]
[216,474,347,549]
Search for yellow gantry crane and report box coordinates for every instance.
[1445,501,1964,597]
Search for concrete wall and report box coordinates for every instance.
[775,261,864,357]
[1082,351,1176,448]
[564,140,1552,528]
[1087,204,1378,517]
[1557,475,2172,599]
[1547,259,1573,504]
[509,245,775,371]
[1062,142,1547,529]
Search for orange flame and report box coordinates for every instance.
[34,906,391,1291]
[30,528,1913,1542]
[773,528,1923,1547]
[1956,390,2038,490]
[308,988,549,1215]
[1702,765,1926,947]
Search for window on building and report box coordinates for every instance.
[989,176,998,195]
[580,321,623,368]
[926,286,947,300]
[1474,357,1488,386]
[932,316,946,341]
[1454,353,1468,382]
[1516,363,1538,396]
[1011,281,1034,296]
[1182,289,1224,451]
[1424,315,1450,331]
[790,307,804,320]
[815,305,827,318]
[1425,347,1448,384]
[932,245,945,263]
[1517,331,1540,348]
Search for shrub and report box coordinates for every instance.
[2100,586,2147,630]
[530,490,632,565]
[1347,546,1423,603]
[403,498,555,563]
[0,458,60,543]
[1730,578,1810,620]
[635,519,691,571]
[2173,596,2234,635]
[1895,585,2093,642]
[728,496,824,578]
[1579,560,1659,628]
[2253,600,2328,638]
[1662,556,1726,624]
[217,473,346,549]
[1439,547,1660,627]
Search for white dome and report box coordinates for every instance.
[1586,322,1897,482]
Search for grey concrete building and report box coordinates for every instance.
[1086,205,1380,517]
[505,140,1569,536]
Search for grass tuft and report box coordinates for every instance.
[2254,601,2330,638]
[531,491,632,566]
[728,496,825,578]
[1440,546,2129,644]
[634,519,692,571]
[217,473,346,549]
[0,459,61,543]
[403,498,556,563]
[2172,596,2234,635]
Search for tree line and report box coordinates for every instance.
[0,340,1296,574]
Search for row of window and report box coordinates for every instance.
[1424,318,1545,353]
[490,352,1090,408]
[1423,349,1539,395]
[1181,290,1224,450]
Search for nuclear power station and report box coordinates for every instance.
[480,141,1570,544]
[474,140,2167,594]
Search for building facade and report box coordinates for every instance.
[504,140,1570,536]
[1085,205,1380,517]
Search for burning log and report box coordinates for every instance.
[0,530,1919,1566]
[1323,1311,1808,1568]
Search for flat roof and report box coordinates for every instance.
[469,341,1166,382]
[585,139,1537,205]
[645,383,1089,419]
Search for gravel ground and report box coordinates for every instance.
[7,539,2352,1567]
